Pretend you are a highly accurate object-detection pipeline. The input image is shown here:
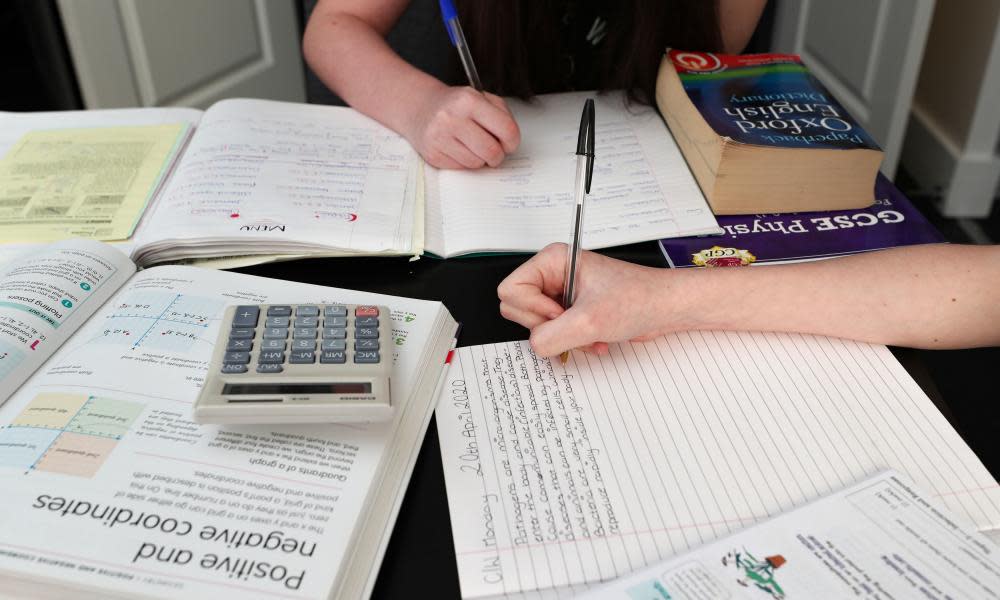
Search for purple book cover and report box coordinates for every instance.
[660,175,944,267]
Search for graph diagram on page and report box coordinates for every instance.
[93,291,224,352]
[0,393,144,478]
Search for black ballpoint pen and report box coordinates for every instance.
[560,98,595,365]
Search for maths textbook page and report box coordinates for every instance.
[436,336,1000,598]
[579,471,1000,599]
[1,91,719,266]
[0,239,459,599]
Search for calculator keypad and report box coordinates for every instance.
[222,304,382,372]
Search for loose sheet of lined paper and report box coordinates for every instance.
[423,91,720,257]
[436,333,1000,598]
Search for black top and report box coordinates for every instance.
[302,0,614,104]
[545,0,609,93]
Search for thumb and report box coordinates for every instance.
[528,308,596,358]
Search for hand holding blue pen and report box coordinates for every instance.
[414,0,517,170]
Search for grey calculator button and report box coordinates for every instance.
[325,316,347,328]
[324,305,347,317]
[320,350,346,364]
[265,316,290,328]
[296,305,319,317]
[267,305,292,317]
[294,316,319,328]
[355,316,379,327]
[355,350,380,363]
[322,339,347,351]
[258,351,285,364]
[263,327,288,339]
[224,351,250,364]
[260,339,285,350]
[230,328,254,339]
[355,339,379,351]
[293,327,317,339]
[290,350,315,364]
[227,338,253,351]
[221,363,247,374]
[256,363,283,374]
[292,339,316,351]
[356,327,379,339]
[323,327,347,339]
[232,306,259,328]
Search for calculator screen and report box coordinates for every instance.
[221,382,372,395]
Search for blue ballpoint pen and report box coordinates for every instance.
[439,0,484,91]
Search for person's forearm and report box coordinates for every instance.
[302,6,444,140]
[669,244,1000,349]
[717,0,768,53]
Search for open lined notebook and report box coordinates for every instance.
[1,91,719,266]
[436,333,1000,599]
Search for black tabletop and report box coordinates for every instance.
[234,241,999,599]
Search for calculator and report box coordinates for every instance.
[193,303,393,424]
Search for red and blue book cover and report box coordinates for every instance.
[668,49,881,151]
[659,175,944,267]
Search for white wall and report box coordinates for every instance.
[901,0,1000,217]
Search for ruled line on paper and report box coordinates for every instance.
[455,513,768,557]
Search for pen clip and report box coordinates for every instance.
[576,99,595,194]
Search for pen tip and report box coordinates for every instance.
[559,351,569,365]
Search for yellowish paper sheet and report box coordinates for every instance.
[0,123,188,243]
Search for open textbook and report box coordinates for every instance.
[0,239,459,599]
[436,336,1000,598]
[0,91,720,266]
[581,471,1000,599]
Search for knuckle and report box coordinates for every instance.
[528,334,546,356]
[456,88,478,110]
[498,302,512,319]
[431,107,450,124]
[502,120,520,143]
[486,142,504,163]
[576,312,601,339]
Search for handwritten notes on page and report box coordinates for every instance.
[437,335,1000,598]
[424,91,720,258]
[0,124,189,242]
[132,99,420,265]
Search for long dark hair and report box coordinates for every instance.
[457,1,722,103]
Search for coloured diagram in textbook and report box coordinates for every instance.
[91,291,223,352]
[0,392,144,477]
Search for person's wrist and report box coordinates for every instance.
[396,79,448,145]
[649,267,706,334]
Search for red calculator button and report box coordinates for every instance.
[355,306,379,317]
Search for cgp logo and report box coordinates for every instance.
[692,246,756,267]
[674,51,723,73]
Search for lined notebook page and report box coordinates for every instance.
[424,91,720,258]
[436,334,1000,598]
[135,99,419,257]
